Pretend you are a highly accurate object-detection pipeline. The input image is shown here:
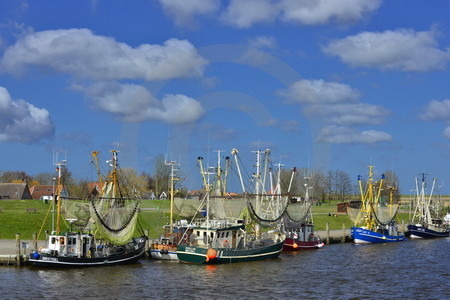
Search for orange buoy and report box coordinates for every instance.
[293,243,298,249]
[206,248,217,259]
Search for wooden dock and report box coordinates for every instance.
[0,234,43,266]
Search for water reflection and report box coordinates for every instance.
[1,238,449,299]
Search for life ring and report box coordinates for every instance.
[223,240,229,248]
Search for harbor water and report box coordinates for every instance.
[1,238,449,299]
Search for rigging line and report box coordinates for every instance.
[229,166,254,193]
[234,152,253,186]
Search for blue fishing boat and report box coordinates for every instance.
[406,174,449,239]
[347,166,406,244]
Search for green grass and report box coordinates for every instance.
[0,199,415,239]
[0,199,174,240]
[0,200,61,239]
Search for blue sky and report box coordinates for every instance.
[1,0,450,194]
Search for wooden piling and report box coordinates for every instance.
[33,233,37,251]
[15,233,21,266]
[326,223,330,245]
[144,229,149,256]
[341,223,346,243]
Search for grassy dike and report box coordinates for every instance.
[0,199,412,240]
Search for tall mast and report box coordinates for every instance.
[110,150,119,199]
[213,150,224,196]
[231,148,245,193]
[165,160,179,233]
[252,149,262,214]
[223,156,230,195]
[197,157,208,191]
[54,159,66,235]
[304,175,314,223]
[262,149,270,193]
[91,151,103,189]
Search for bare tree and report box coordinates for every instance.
[381,170,401,203]
[117,168,149,198]
[326,170,353,203]
[153,154,170,198]
[68,179,91,199]
[34,172,55,185]
[309,170,327,203]
[0,171,32,183]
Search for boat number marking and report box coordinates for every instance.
[42,257,58,262]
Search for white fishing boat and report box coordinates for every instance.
[30,150,147,267]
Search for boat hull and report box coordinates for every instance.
[29,238,146,268]
[351,227,407,244]
[283,237,324,250]
[406,224,450,239]
[149,244,178,260]
[177,240,284,264]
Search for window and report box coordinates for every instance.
[51,237,56,244]
[59,237,65,245]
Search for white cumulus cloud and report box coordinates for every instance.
[279,0,381,25]
[74,82,204,124]
[323,29,450,72]
[305,103,390,126]
[317,125,392,144]
[248,36,278,50]
[1,28,208,80]
[419,99,450,122]
[278,79,391,144]
[159,0,221,28]
[221,0,279,28]
[0,87,54,143]
[419,99,450,140]
[279,79,360,104]
[443,126,450,139]
[162,0,381,29]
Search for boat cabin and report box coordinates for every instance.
[286,223,317,242]
[40,233,96,257]
[189,219,246,249]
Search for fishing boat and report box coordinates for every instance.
[282,171,324,250]
[406,174,449,239]
[149,161,191,260]
[347,166,406,244]
[176,149,286,264]
[29,150,147,267]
